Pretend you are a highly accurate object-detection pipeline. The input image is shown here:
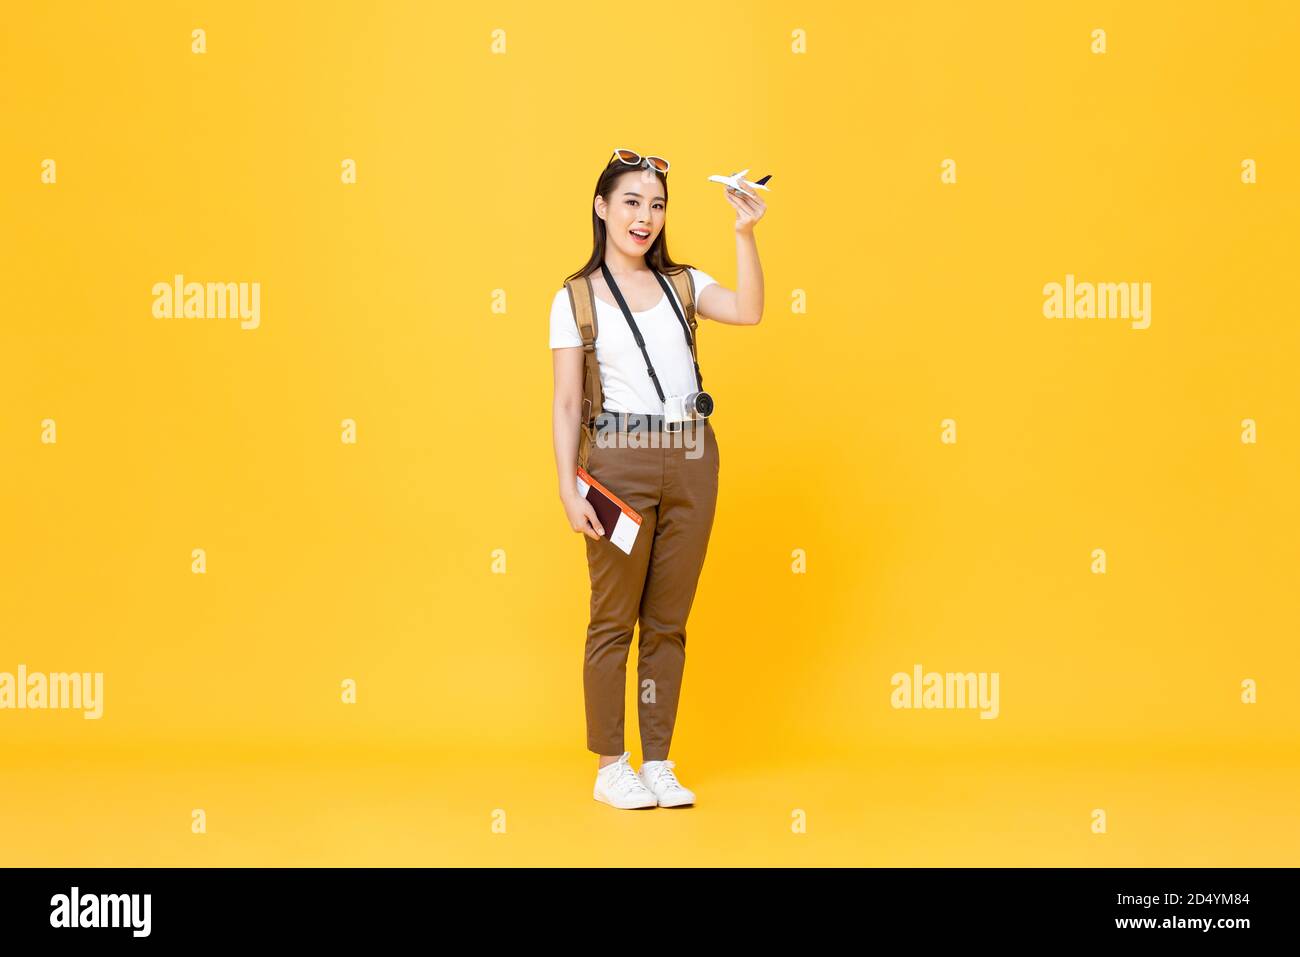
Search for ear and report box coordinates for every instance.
[594,194,606,221]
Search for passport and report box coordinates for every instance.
[576,467,643,555]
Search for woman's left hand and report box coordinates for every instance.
[725,186,766,235]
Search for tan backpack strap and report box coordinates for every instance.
[565,277,603,464]
[667,267,697,331]
[665,268,702,385]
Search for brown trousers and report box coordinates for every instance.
[582,417,720,760]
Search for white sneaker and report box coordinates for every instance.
[638,759,695,807]
[593,752,658,809]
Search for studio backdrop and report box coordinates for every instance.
[2,0,1297,866]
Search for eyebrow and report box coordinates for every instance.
[623,192,665,202]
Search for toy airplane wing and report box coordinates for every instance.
[707,168,773,198]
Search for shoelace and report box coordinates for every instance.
[612,760,650,794]
[647,761,685,792]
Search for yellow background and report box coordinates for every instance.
[2,0,1297,865]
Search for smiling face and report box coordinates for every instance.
[596,168,666,259]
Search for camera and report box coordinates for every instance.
[662,390,714,427]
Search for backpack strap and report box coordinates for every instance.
[662,267,703,391]
[665,267,697,332]
[564,277,603,469]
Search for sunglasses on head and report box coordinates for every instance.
[610,148,670,175]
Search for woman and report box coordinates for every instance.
[549,149,766,809]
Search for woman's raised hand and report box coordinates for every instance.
[724,184,767,234]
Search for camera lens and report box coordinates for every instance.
[693,391,714,416]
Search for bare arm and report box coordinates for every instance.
[553,346,584,492]
[695,188,768,325]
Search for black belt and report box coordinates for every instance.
[593,410,710,434]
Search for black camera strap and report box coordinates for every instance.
[599,263,703,403]
[653,269,705,393]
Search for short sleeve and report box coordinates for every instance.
[549,288,584,349]
[688,268,718,314]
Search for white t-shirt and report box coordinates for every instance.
[549,267,718,415]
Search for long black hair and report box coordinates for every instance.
[564,159,695,284]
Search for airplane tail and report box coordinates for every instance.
[753,174,772,186]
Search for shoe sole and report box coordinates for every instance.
[593,790,657,810]
[655,796,695,808]
[638,776,696,808]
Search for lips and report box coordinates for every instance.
[629,229,650,244]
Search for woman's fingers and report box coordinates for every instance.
[726,190,760,230]
[728,188,763,214]
[733,190,765,224]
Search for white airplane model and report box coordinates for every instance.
[707,168,772,199]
